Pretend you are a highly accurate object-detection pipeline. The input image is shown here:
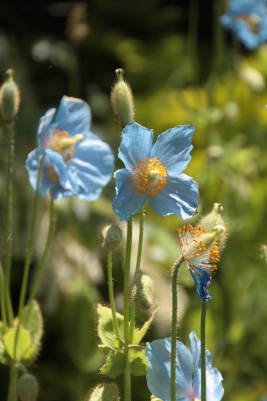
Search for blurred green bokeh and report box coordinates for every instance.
[0,0,267,400]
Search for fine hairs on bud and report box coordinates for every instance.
[88,382,120,401]
[100,223,123,252]
[131,269,154,311]
[110,68,135,128]
[17,372,38,401]
[197,202,227,249]
[0,69,20,124]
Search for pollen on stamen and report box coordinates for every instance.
[131,157,168,196]
[50,129,75,161]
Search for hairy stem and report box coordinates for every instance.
[201,301,207,401]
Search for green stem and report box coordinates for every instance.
[27,196,55,306]
[17,155,45,320]
[0,263,7,331]
[171,256,184,401]
[129,207,145,343]
[201,301,207,401]
[188,0,199,81]
[5,123,14,326]
[123,217,132,344]
[107,252,120,339]
[7,363,18,401]
[124,345,131,401]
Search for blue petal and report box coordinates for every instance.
[52,96,91,136]
[206,364,224,401]
[70,132,114,199]
[189,332,201,398]
[151,125,195,175]
[112,169,147,221]
[118,122,153,170]
[148,174,199,219]
[189,265,212,302]
[36,108,56,151]
[45,149,69,188]
[145,339,193,401]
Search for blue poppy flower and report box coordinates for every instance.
[26,96,114,200]
[145,331,224,401]
[220,0,267,50]
[112,122,198,221]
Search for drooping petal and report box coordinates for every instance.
[52,96,91,136]
[145,339,193,401]
[189,332,201,399]
[36,108,56,151]
[148,174,198,219]
[151,125,195,175]
[118,122,153,170]
[189,265,212,302]
[112,169,147,221]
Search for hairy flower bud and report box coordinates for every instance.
[88,383,120,401]
[131,269,154,310]
[197,203,227,249]
[110,68,134,128]
[100,223,122,252]
[17,373,38,401]
[0,69,20,124]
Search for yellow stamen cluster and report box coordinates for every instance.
[235,15,260,33]
[131,157,168,196]
[50,130,83,161]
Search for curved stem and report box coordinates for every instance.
[123,216,132,344]
[5,123,14,326]
[201,301,207,401]
[129,207,145,343]
[107,252,120,339]
[17,155,45,319]
[27,196,55,307]
[171,256,184,401]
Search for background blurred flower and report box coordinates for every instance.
[112,122,198,221]
[26,96,114,200]
[145,331,224,401]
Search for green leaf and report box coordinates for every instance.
[97,304,124,350]
[21,301,43,356]
[129,346,147,376]
[3,327,34,363]
[0,322,9,364]
[101,349,127,378]
[133,307,158,345]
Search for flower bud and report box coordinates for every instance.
[88,383,120,401]
[0,69,20,124]
[110,68,134,128]
[131,269,154,310]
[197,203,227,249]
[100,223,122,252]
[17,373,38,401]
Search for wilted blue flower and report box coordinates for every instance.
[26,96,114,200]
[112,122,198,221]
[145,331,224,401]
[220,0,267,50]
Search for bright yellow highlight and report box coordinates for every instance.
[131,157,168,196]
[50,130,83,161]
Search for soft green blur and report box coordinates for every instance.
[0,0,267,400]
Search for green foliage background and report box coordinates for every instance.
[0,0,267,400]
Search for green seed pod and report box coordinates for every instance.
[110,68,134,128]
[131,269,154,311]
[100,223,122,252]
[17,373,38,401]
[0,69,20,124]
[88,383,120,401]
[197,203,227,249]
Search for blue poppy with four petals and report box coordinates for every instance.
[26,96,114,200]
[112,122,199,221]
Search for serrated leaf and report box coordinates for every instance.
[3,327,34,363]
[133,307,158,345]
[21,301,43,356]
[129,346,147,376]
[101,349,127,378]
[97,304,124,349]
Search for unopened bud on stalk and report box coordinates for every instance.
[131,269,154,310]
[0,69,20,124]
[17,373,38,401]
[197,203,227,249]
[88,383,120,401]
[110,68,134,128]
[100,223,122,252]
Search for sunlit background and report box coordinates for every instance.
[0,0,267,400]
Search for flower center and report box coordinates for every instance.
[235,14,261,33]
[50,129,83,162]
[131,157,168,196]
